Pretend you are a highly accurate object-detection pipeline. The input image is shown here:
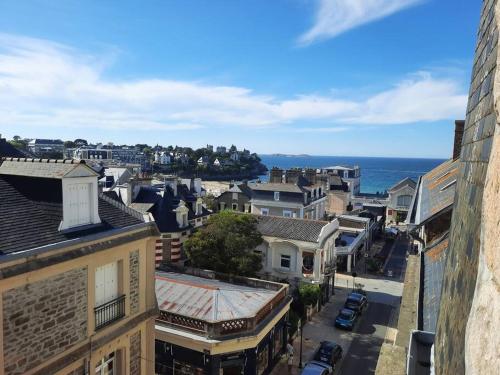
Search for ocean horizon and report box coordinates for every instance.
[258,154,446,194]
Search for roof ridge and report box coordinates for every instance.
[1,157,84,164]
[99,192,145,222]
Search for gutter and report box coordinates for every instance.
[0,221,159,265]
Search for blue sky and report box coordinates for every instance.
[0,0,480,157]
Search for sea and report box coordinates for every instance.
[258,155,446,194]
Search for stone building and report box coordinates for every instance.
[0,157,159,375]
[155,270,291,375]
[214,182,253,213]
[433,0,500,373]
[376,1,500,373]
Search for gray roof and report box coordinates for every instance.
[0,173,144,255]
[248,182,305,193]
[256,215,328,242]
[388,177,417,192]
[415,159,458,224]
[155,271,278,322]
[0,158,97,179]
[422,234,448,332]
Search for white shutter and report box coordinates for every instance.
[95,262,118,307]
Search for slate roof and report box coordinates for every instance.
[0,158,97,179]
[29,138,64,145]
[422,234,449,332]
[155,271,278,322]
[248,182,305,193]
[414,159,459,224]
[0,138,26,158]
[388,177,417,192]
[0,174,144,255]
[256,215,328,243]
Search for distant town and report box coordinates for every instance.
[5,135,268,180]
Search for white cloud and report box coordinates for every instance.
[0,33,466,135]
[298,0,423,46]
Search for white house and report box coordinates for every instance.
[255,216,340,298]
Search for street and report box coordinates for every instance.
[271,234,408,375]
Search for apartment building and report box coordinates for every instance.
[0,157,159,375]
[248,180,326,220]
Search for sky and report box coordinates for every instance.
[0,0,480,158]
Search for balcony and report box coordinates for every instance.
[95,295,126,330]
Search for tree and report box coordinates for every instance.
[184,211,263,276]
[64,140,76,149]
[13,135,21,141]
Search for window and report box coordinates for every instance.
[95,352,116,375]
[95,262,118,308]
[232,203,238,210]
[274,192,280,201]
[281,254,291,269]
[232,192,238,200]
[219,202,226,210]
[283,210,292,218]
[244,203,251,213]
[261,208,269,216]
[397,195,412,207]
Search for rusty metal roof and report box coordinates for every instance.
[155,271,279,322]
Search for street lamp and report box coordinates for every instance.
[298,318,304,369]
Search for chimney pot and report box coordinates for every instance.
[453,120,465,160]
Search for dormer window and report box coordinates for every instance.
[274,192,280,201]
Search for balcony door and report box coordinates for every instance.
[95,261,118,307]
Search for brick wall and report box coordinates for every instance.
[434,0,498,373]
[130,250,140,315]
[130,331,141,375]
[2,267,88,375]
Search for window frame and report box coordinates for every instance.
[280,254,291,269]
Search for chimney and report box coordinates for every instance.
[285,169,301,184]
[453,120,465,160]
[304,168,317,185]
[269,167,283,183]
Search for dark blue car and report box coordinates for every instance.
[344,293,367,314]
[335,308,357,330]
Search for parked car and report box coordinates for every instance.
[352,288,367,297]
[301,361,333,375]
[335,308,357,330]
[344,293,367,314]
[313,341,343,368]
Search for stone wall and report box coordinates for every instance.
[130,330,142,375]
[2,267,88,375]
[130,250,140,315]
[434,0,498,373]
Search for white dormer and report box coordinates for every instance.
[175,200,189,228]
[195,197,203,215]
[59,164,101,231]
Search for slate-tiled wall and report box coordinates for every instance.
[434,0,498,373]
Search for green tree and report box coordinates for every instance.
[184,211,263,276]
[64,140,76,149]
[298,283,321,306]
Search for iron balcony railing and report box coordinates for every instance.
[95,295,126,330]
